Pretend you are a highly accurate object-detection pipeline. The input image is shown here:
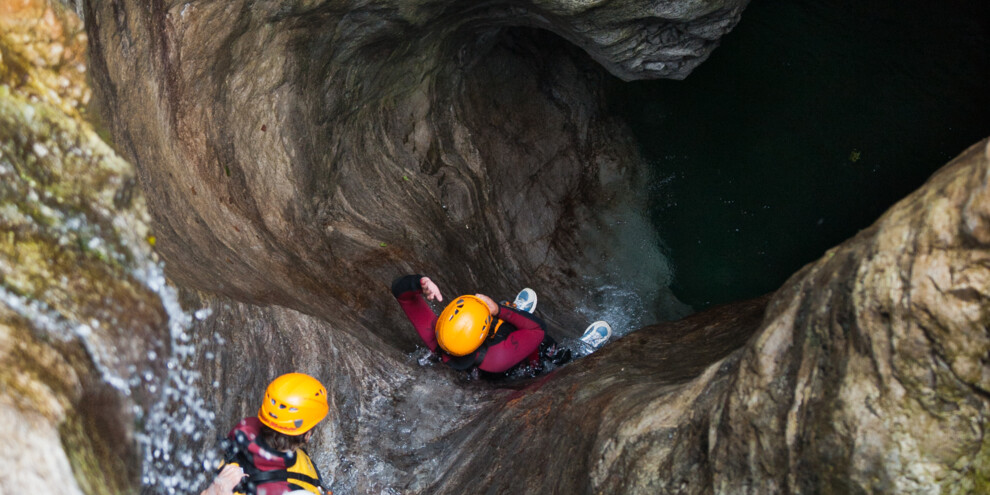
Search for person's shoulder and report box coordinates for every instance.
[228,416,262,438]
[499,305,546,329]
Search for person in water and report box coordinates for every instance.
[391,274,570,376]
[200,372,331,495]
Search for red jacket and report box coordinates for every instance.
[391,274,546,373]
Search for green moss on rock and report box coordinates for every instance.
[1,5,167,493]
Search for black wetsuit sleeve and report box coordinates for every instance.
[391,274,425,298]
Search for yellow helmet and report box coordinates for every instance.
[435,295,492,356]
[258,373,329,435]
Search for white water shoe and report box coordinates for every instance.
[512,288,537,313]
[580,321,612,350]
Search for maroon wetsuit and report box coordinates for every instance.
[391,274,546,373]
[223,417,326,494]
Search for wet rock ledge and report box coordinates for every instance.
[0,0,988,493]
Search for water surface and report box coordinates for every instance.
[609,0,990,308]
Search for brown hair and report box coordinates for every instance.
[260,424,309,452]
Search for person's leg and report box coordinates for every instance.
[539,335,572,366]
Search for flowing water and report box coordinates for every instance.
[0,80,219,493]
[6,2,989,492]
[608,0,990,309]
[133,291,220,494]
[134,2,988,490]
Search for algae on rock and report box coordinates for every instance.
[0,2,169,493]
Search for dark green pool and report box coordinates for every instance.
[608,0,990,309]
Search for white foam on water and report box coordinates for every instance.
[572,197,691,341]
[1,212,218,492]
[129,259,220,494]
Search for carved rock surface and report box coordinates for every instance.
[3,0,989,494]
[711,139,990,493]
[81,0,743,337]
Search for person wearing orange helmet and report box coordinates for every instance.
[200,373,331,495]
[391,274,568,375]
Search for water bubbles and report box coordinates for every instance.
[147,350,157,360]
[146,275,163,292]
[194,308,213,320]
[412,347,436,367]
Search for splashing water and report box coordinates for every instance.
[132,263,220,494]
[570,184,692,353]
[0,84,219,492]
[0,227,220,492]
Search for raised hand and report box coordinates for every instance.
[420,277,443,302]
[474,293,499,316]
[201,464,246,495]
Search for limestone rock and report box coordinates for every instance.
[711,139,990,493]
[81,0,736,337]
[3,0,988,494]
[0,2,165,493]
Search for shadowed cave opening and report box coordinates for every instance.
[608,0,990,309]
[438,24,691,337]
[147,0,990,372]
[385,0,990,327]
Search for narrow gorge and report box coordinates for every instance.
[1,0,988,494]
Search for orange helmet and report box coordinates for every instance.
[258,373,329,435]
[436,295,493,356]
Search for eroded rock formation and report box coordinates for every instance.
[0,3,163,493]
[79,0,748,335]
[78,0,745,488]
[2,0,989,494]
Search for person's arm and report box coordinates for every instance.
[391,274,442,351]
[199,464,245,495]
[477,299,547,373]
[496,304,545,333]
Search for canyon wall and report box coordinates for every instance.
[1,0,988,493]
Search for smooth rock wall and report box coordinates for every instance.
[3,0,989,494]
